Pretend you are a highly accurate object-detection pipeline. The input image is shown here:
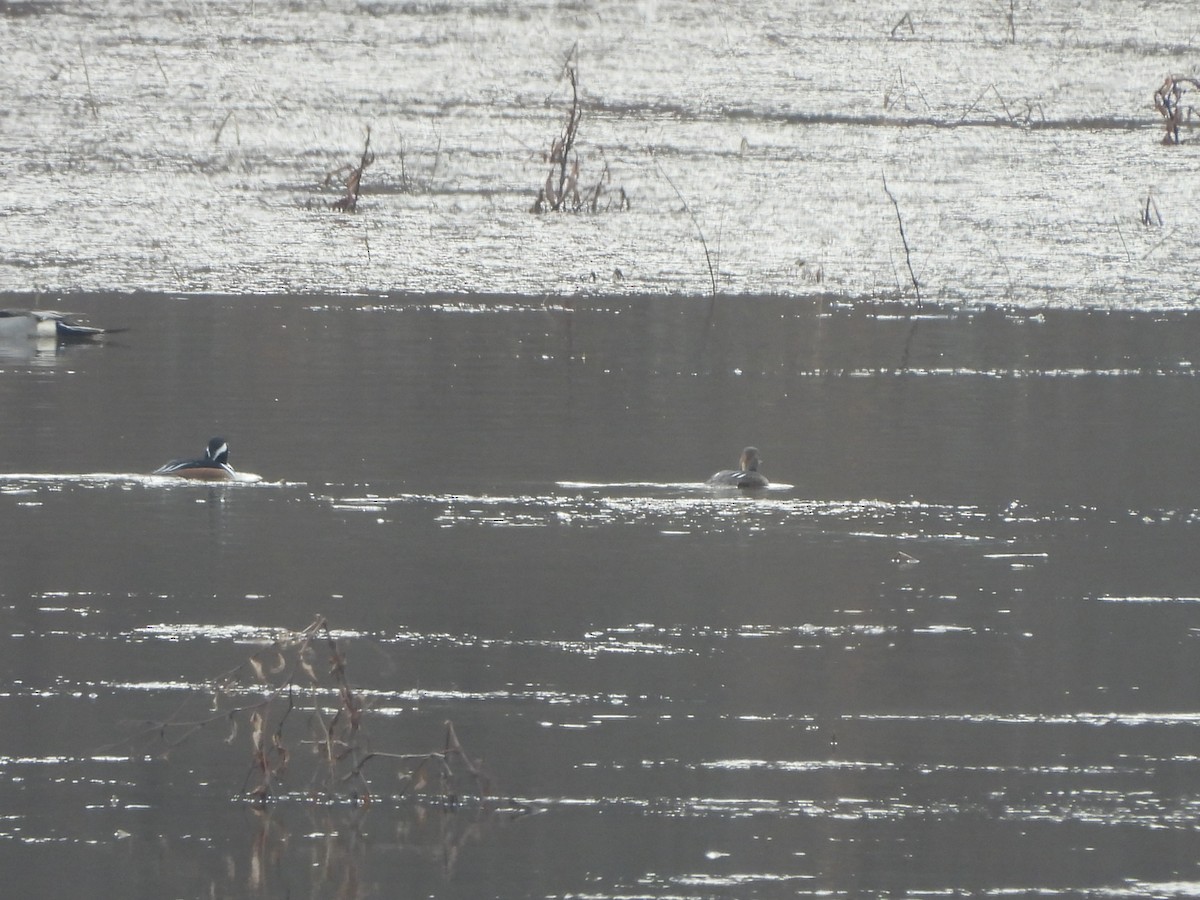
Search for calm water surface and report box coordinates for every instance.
[4,0,1200,897]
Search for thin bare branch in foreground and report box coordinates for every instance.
[881,173,921,305]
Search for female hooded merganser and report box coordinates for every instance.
[0,308,117,339]
[708,446,769,489]
[153,437,235,480]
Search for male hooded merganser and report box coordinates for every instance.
[708,446,769,489]
[153,437,235,480]
[0,308,118,339]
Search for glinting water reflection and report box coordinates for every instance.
[5,0,1200,895]
[2,1,1198,305]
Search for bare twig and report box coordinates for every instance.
[331,128,375,213]
[957,83,1043,125]
[1113,217,1132,262]
[881,174,920,304]
[213,110,239,146]
[890,12,914,38]
[78,43,99,118]
[883,67,928,112]
[153,49,169,85]
[397,139,412,192]
[982,233,1013,299]
[1141,191,1163,227]
[549,57,583,211]
[653,154,718,297]
[882,173,924,371]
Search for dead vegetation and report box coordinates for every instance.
[324,129,375,212]
[891,4,1015,43]
[889,12,914,38]
[1142,191,1163,227]
[883,67,930,113]
[958,83,1044,126]
[531,46,629,214]
[1154,75,1199,145]
[999,0,1016,43]
[213,110,240,147]
[116,616,502,808]
[395,132,441,194]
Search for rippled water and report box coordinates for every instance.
[4,1,1200,898]
[3,294,1200,897]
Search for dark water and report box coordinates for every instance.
[2,293,1200,897]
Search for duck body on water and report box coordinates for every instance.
[0,308,117,340]
[707,447,769,489]
[153,437,235,480]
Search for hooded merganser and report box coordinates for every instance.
[153,437,235,480]
[0,308,118,339]
[708,446,769,489]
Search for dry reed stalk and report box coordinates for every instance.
[532,46,628,215]
[1141,192,1163,227]
[330,128,375,213]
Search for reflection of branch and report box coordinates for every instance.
[247,799,513,892]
